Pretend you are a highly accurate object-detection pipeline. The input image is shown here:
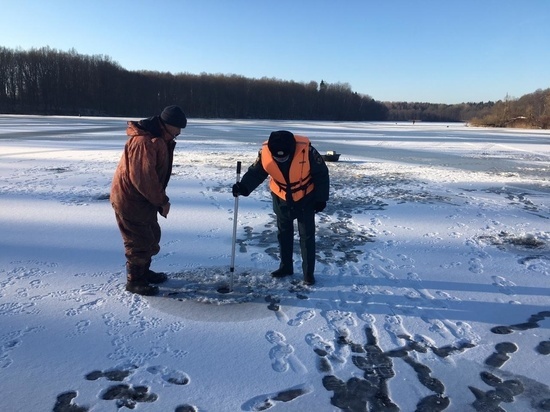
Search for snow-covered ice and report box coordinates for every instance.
[0,115,549,411]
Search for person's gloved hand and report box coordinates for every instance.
[232,182,249,197]
[159,201,171,218]
[314,201,326,213]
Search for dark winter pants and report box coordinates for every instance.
[114,212,161,281]
[272,194,316,280]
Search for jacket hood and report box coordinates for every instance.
[127,116,163,138]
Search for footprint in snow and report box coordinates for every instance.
[147,365,190,386]
[266,331,306,374]
[491,275,516,295]
[468,257,484,274]
[336,290,364,310]
[441,319,480,344]
[397,253,415,264]
[424,317,453,340]
[287,310,315,326]
[0,327,42,369]
[407,271,422,281]
[241,384,312,411]
[435,290,461,303]
[323,310,357,340]
[357,311,376,326]
[265,295,289,323]
[65,319,91,338]
[306,332,346,371]
[405,289,422,300]
[384,314,411,343]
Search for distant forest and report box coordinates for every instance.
[469,89,550,129]
[0,46,548,127]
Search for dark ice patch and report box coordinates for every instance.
[101,384,157,409]
[52,391,88,412]
[536,340,550,355]
[85,368,133,382]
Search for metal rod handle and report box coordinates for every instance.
[229,161,242,291]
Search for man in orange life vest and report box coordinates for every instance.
[232,131,330,285]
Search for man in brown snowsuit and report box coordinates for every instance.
[111,105,187,296]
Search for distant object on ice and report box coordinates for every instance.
[322,150,341,162]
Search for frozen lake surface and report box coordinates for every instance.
[1,115,549,411]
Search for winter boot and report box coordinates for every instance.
[145,269,168,284]
[126,263,159,296]
[271,266,294,278]
[304,276,315,286]
[126,280,159,296]
[303,273,315,286]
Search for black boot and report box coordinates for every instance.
[303,274,315,286]
[271,267,294,278]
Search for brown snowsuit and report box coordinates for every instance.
[111,117,176,280]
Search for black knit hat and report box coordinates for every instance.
[161,105,187,128]
[268,130,295,157]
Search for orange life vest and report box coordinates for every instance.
[261,135,314,202]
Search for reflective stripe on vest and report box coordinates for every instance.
[261,135,314,202]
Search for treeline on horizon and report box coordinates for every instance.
[0,46,547,127]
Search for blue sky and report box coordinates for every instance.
[1,0,548,104]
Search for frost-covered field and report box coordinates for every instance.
[0,115,549,411]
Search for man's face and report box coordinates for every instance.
[165,124,181,140]
[273,154,290,163]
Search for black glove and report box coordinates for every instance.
[314,201,326,213]
[232,182,249,197]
